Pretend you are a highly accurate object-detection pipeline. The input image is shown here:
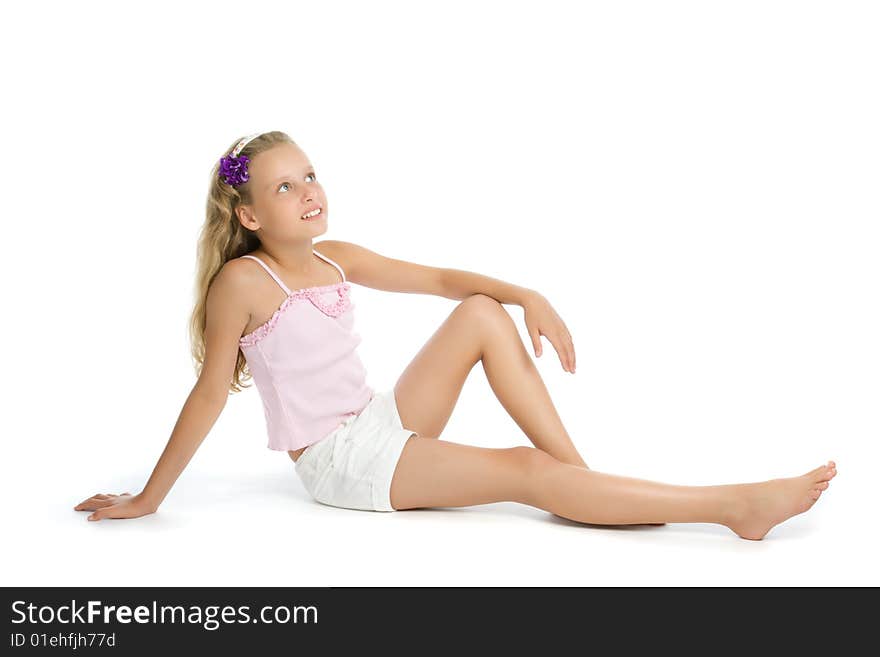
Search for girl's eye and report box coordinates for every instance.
[278,173,317,192]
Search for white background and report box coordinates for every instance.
[1,0,877,586]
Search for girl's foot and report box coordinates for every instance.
[725,461,837,540]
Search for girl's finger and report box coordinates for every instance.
[553,337,567,370]
[558,334,573,372]
[89,505,115,521]
[530,328,542,357]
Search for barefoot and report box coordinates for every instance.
[726,461,837,540]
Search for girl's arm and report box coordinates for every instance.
[320,240,575,372]
[137,386,227,512]
[74,262,252,521]
[318,239,536,304]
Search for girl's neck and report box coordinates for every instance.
[254,243,316,274]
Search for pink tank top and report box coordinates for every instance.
[237,250,375,452]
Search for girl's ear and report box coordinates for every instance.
[237,206,257,230]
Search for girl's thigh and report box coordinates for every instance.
[389,436,556,510]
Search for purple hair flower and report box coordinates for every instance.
[218,133,261,186]
[219,153,251,186]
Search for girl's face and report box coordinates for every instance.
[238,142,328,239]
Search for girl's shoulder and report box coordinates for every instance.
[313,239,354,273]
[218,254,268,297]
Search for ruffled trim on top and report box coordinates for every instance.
[239,282,351,349]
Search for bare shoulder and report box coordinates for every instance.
[208,257,256,314]
[314,239,363,276]
[213,256,252,288]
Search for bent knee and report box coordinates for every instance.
[458,293,505,313]
[455,294,515,334]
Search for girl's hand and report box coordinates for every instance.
[521,291,576,373]
[73,492,156,522]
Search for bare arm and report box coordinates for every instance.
[315,239,574,372]
[74,261,252,521]
[438,267,534,306]
[317,239,536,305]
[138,386,226,511]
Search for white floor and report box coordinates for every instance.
[10,419,872,587]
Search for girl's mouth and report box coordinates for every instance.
[301,207,323,221]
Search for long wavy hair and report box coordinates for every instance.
[189,130,297,393]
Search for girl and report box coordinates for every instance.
[75,131,836,540]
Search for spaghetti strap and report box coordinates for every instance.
[240,255,292,296]
[313,249,347,283]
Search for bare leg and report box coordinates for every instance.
[394,294,662,524]
[532,460,838,539]
[389,438,838,541]
[479,299,589,468]
[395,294,589,467]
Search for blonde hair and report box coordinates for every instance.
[189,130,297,393]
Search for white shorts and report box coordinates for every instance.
[294,389,420,512]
